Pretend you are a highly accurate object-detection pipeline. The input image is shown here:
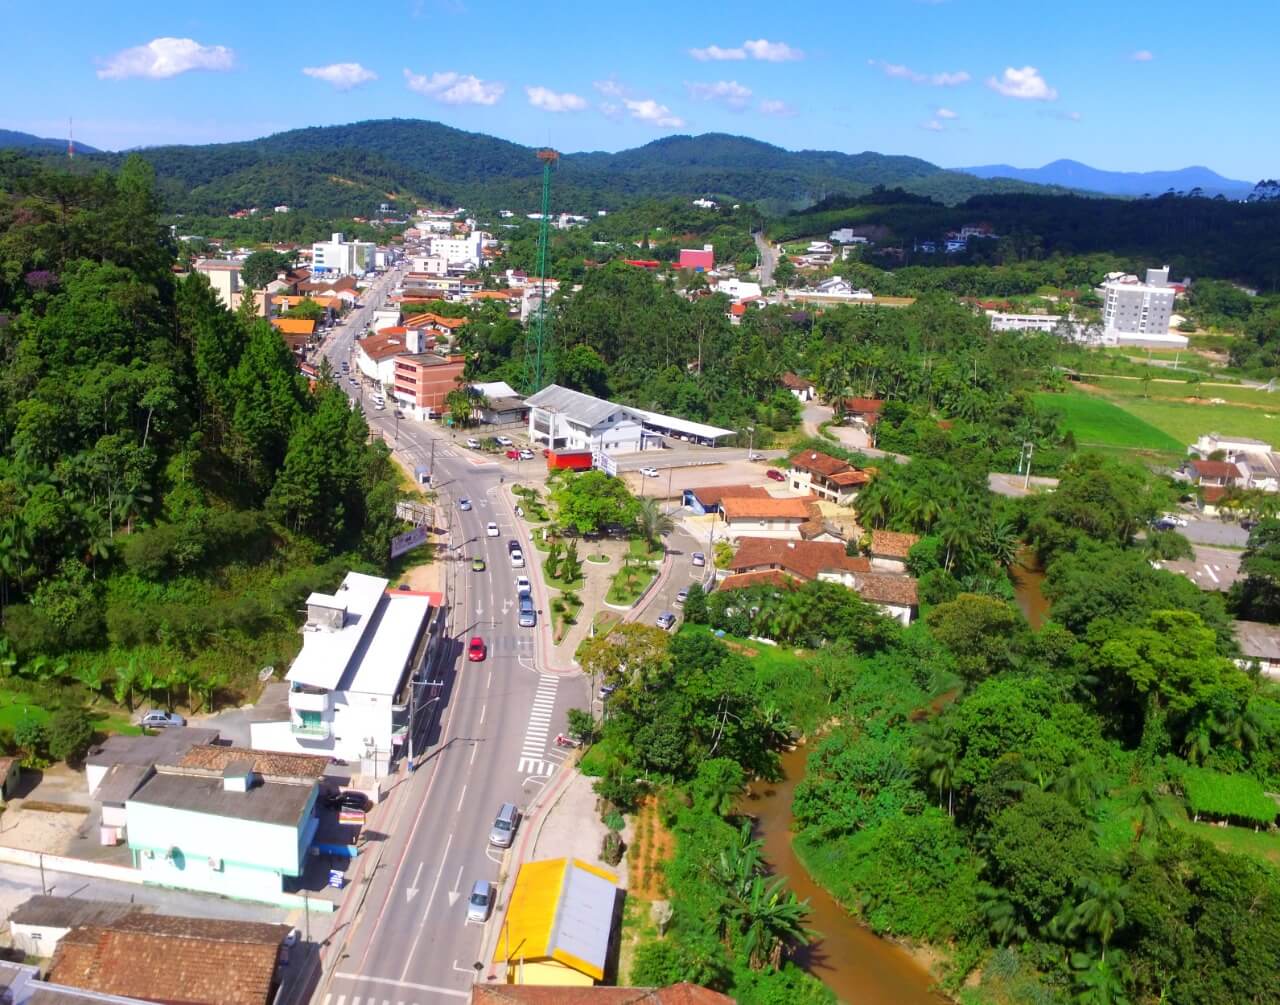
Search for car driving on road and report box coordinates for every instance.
[468,636,487,662]
[640,466,659,478]
[486,522,499,537]
[458,498,471,511]
[515,575,532,596]
[518,594,537,627]
[691,552,706,567]
[471,557,486,572]
[656,611,677,630]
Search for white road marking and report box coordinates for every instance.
[334,975,467,1000]
[449,865,464,906]
[518,757,552,774]
[486,671,492,688]
[405,860,424,902]
[480,703,486,724]
[470,743,479,765]
[456,784,467,812]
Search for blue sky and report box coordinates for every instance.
[5,0,1277,179]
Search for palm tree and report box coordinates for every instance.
[1129,787,1170,845]
[112,658,140,711]
[985,519,1021,569]
[634,497,674,548]
[914,720,959,816]
[1071,876,1128,960]
[978,885,1028,946]
[1051,762,1103,811]
[732,875,813,969]
[75,664,107,700]
[1072,957,1133,1005]
[936,507,980,573]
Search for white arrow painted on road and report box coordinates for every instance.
[406,860,424,902]
[447,865,464,907]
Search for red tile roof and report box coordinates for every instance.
[270,318,316,335]
[843,397,884,415]
[47,913,289,1005]
[718,570,798,592]
[359,331,409,361]
[855,572,919,607]
[721,496,814,521]
[729,537,870,581]
[790,450,850,478]
[781,372,813,391]
[1190,459,1242,480]
[870,529,920,558]
[689,484,772,508]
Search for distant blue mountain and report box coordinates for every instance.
[955,158,1255,199]
[0,128,100,154]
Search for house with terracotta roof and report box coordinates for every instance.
[1183,457,1244,489]
[494,858,619,987]
[718,495,814,540]
[681,484,771,516]
[781,372,815,401]
[788,450,871,505]
[868,529,920,574]
[45,912,290,1005]
[356,329,419,387]
[723,537,918,624]
[842,397,884,426]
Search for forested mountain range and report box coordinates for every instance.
[0,128,99,155]
[957,158,1256,199]
[6,118,1068,216]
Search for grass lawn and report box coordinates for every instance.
[628,537,664,563]
[607,563,658,606]
[1116,397,1280,447]
[1034,390,1182,453]
[0,690,50,732]
[1090,375,1280,408]
[1097,788,1280,868]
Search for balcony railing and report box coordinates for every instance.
[291,718,331,738]
[288,686,332,714]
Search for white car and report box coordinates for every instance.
[515,576,532,596]
[640,467,659,478]
[467,438,482,449]
[495,436,513,447]
[486,522,499,537]
[509,548,525,569]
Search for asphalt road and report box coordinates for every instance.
[753,231,776,288]
[316,300,589,1004]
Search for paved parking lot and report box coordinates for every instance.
[1181,516,1250,548]
[1153,545,1243,592]
[621,459,788,504]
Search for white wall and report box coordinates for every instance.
[721,518,804,541]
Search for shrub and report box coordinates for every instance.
[601,830,625,865]
[603,810,625,832]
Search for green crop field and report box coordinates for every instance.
[1116,397,1280,448]
[1035,390,1183,453]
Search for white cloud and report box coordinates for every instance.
[593,78,627,97]
[525,86,587,112]
[690,39,803,62]
[743,39,804,62]
[97,37,234,80]
[1130,49,1154,62]
[758,99,795,117]
[921,119,945,132]
[936,107,958,119]
[403,68,504,105]
[624,98,686,129]
[869,59,970,86]
[302,62,377,90]
[686,80,752,109]
[986,65,1058,100]
[689,44,746,61]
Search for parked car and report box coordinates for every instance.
[324,790,370,812]
[140,710,186,729]
[515,575,532,596]
[748,452,764,461]
[466,880,495,922]
[1152,518,1177,531]
[691,552,706,568]
[1242,518,1260,531]
[489,802,521,848]
[486,522,500,537]
[656,612,677,630]
[458,498,472,511]
[598,683,617,699]
[468,636,487,662]
[507,539,521,553]
[640,466,659,478]
[471,557,487,572]
[675,588,689,606]
[766,469,785,482]
[509,548,525,569]
[519,449,535,460]
[495,436,514,447]
[506,449,521,460]
[467,437,482,449]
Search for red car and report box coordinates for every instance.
[506,449,521,460]
[766,469,786,482]
[467,636,487,662]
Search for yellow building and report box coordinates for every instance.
[493,857,619,986]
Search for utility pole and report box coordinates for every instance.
[1022,441,1035,491]
[524,149,559,394]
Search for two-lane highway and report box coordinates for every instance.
[317,307,588,1003]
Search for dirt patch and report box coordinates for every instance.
[627,796,675,901]
[721,639,760,659]
[18,800,88,815]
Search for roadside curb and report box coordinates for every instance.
[479,759,582,981]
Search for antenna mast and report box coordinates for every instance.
[67,117,74,160]
[524,148,558,393]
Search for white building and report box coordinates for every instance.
[714,277,763,300]
[1190,433,1274,457]
[692,198,718,209]
[1101,266,1183,347]
[250,573,436,775]
[429,232,484,268]
[526,385,649,455]
[311,232,375,277]
[829,228,856,243]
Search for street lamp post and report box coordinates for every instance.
[746,425,755,460]
[407,677,444,766]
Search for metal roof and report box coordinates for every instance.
[525,385,631,428]
[633,409,734,441]
[286,572,387,691]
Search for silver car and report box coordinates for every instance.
[467,880,494,923]
[140,710,186,729]
[489,802,521,848]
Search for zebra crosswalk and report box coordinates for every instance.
[516,674,559,776]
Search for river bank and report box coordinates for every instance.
[743,746,949,1004]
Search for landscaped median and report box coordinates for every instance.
[605,543,664,609]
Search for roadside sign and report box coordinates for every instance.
[390,526,429,559]
[592,450,618,477]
